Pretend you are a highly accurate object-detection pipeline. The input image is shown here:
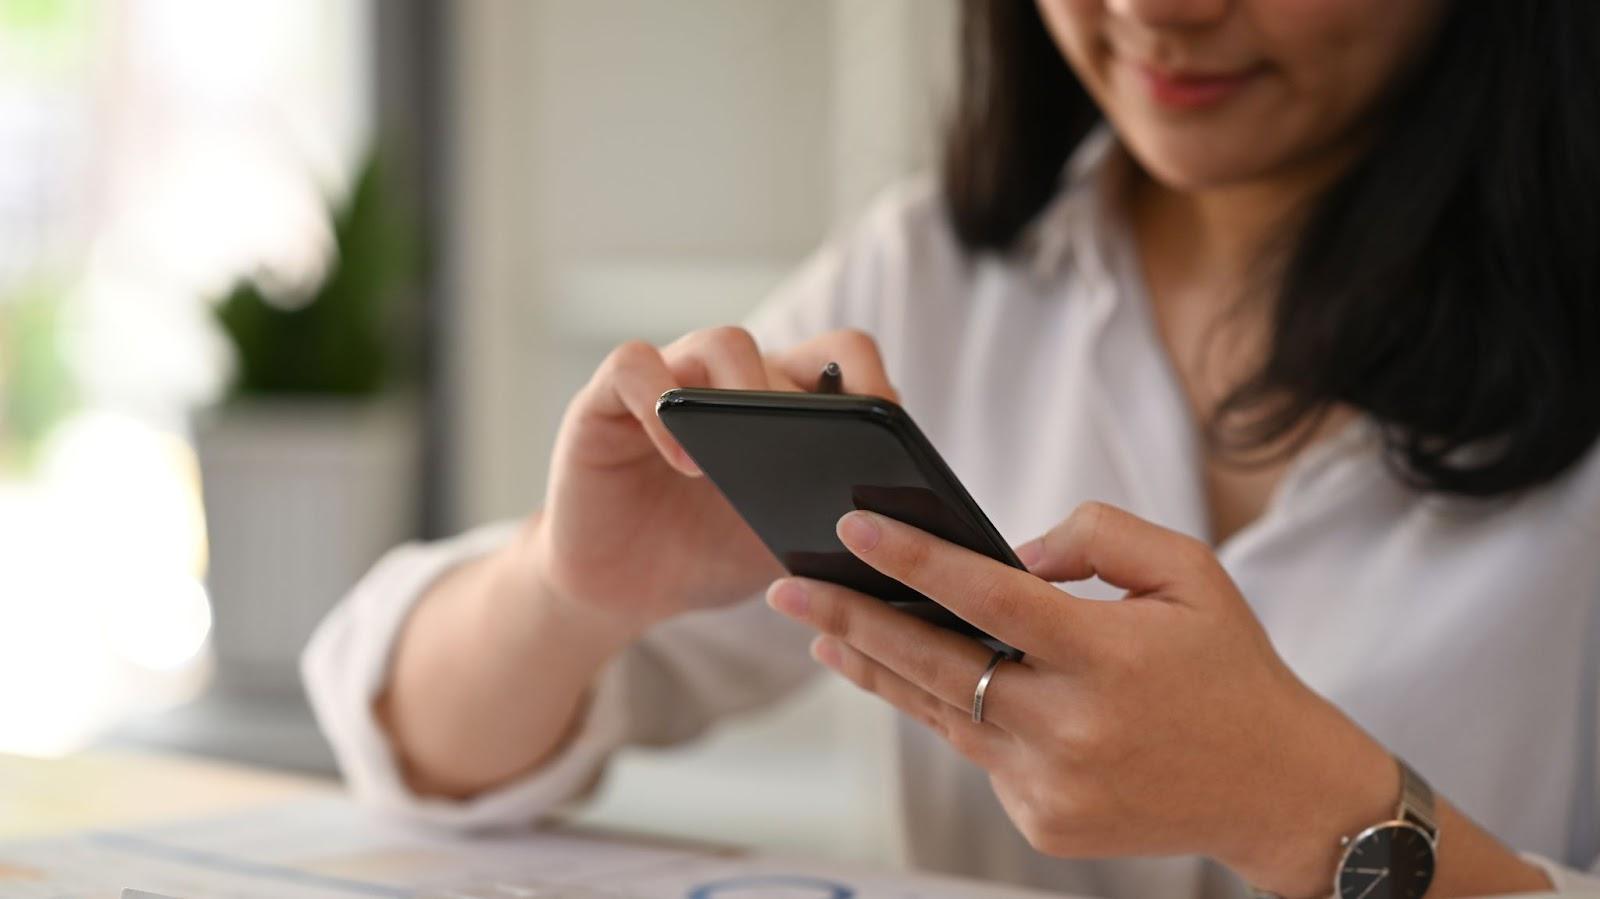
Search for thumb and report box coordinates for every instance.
[1014,501,1210,595]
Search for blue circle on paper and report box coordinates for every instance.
[686,875,855,898]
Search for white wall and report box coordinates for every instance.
[445,0,957,866]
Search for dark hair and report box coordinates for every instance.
[942,1,1600,498]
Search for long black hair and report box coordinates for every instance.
[943,1,1600,498]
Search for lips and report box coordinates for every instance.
[1133,61,1266,110]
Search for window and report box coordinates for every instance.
[0,0,371,756]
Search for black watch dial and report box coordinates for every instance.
[1337,822,1436,899]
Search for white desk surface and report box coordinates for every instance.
[0,749,332,840]
[0,750,1082,899]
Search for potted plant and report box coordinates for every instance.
[198,151,421,697]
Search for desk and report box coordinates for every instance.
[0,749,331,840]
[0,751,1077,898]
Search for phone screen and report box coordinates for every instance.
[658,389,1022,654]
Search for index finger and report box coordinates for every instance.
[585,340,700,475]
[835,510,1101,661]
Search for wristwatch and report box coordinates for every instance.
[1255,756,1439,899]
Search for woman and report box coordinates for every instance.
[304,1,1600,896]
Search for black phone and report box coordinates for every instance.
[656,387,1024,658]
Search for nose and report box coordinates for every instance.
[1106,0,1230,29]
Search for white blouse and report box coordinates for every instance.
[303,131,1600,897]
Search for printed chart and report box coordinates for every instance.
[0,797,1077,899]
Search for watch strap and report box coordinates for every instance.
[1396,756,1438,841]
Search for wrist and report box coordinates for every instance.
[486,519,653,663]
[1225,691,1400,898]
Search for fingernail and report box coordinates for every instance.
[811,635,842,667]
[766,579,809,617]
[1016,538,1043,568]
[837,511,881,552]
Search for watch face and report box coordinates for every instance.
[1337,822,1436,899]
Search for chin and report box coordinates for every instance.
[1117,127,1286,192]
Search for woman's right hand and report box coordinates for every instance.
[523,326,899,638]
[377,325,897,798]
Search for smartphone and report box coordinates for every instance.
[656,387,1024,658]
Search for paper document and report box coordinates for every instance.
[0,796,1079,898]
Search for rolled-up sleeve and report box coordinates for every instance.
[1521,854,1600,893]
[301,520,826,830]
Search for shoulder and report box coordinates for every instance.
[851,174,963,261]
[824,174,974,309]
[743,174,974,351]
[745,165,1107,371]
[1554,433,1600,533]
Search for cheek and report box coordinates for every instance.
[1258,0,1441,111]
[1109,0,1444,189]
[1036,0,1108,86]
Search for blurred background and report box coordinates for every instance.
[0,0,956,868]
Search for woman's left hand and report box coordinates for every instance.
[766,501,1398,897]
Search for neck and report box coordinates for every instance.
[1123,139,1363,435]
[1127,142,1357,290]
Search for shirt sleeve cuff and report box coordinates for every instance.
[1520,851,1600,894]
[300,521,635,832]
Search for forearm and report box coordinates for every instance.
[376,519,645,799]
[1247,701,1553,898]
[1425,798,1552,897]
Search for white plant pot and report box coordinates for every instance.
[195,395,419,692]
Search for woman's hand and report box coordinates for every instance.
[530,326,900,638]
[377,326,900,799]
[765,501,1399,897]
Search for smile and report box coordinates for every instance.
[1132,61,1267,110]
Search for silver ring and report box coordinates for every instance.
[971,651,1007,724]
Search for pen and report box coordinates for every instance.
[815,361,842,394]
